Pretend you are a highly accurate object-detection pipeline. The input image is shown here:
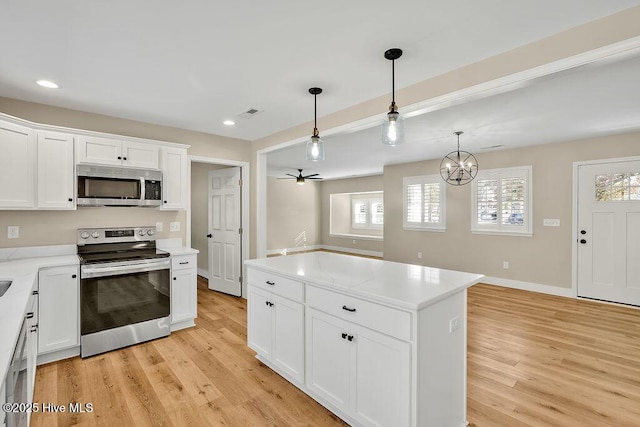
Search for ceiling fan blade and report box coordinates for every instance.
[276,177,295,180]
[303,173,320,178]
[285,174,298,178]
[307,177,323,180]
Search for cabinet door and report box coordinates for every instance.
[37,131,75,209]
[306,308,351,413]
[38,266,79,354]
[0,120,36,208]
[272,294,304,383]
[123,141,159,169]
[350,324,411,427]
[161,147,187,209]
[247,286,273,358]
[76,135,122,165]
[171,269,197,323]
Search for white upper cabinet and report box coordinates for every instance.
[76,135,159,169]
[161,147,188,210]
[0,120,36,208]
[37,131,75,209]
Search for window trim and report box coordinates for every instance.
[471,165,533,236]
[351,196,383,230]
[402,174,446,232]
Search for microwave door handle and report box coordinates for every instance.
[82,259,170,278]
[140,177,146,202]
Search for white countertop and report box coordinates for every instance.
[0,255,79,385]
[162,247,199,256]
[245,252,483,310]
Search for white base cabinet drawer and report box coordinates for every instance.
[247,268,304,302]
[306,285,411,341]
[171,254,197,271]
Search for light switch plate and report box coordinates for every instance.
[543,218,560,227]
[170,221,180,232]
[156,222,163,232]
[7,226,19,239]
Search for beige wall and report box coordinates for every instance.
[321,176,384,254]
[250,7,640,258]
[0,97,251,250]
[384,132,640,289]
[267,177,320,252]
[190,162,231,271]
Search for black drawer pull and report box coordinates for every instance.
[342,305,356,313]
[68,198,73,202]
[265,301,274,307]
[26,312,34,319]
[347,335,354,341]
[117,156,122,160]
[341,333,347,339]
[179,261,189,265]
[72,274,77,278]
[32,290,39,295]
[266,281,275,286]
[123,157,127,160]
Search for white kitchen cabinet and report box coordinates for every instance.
[0,120,36,208]
[37,131,75,209]
[171,254,197,329]
[38,266,79,355]
[248,284,305,384]
[76,135,159,169]
[161,147,188,209]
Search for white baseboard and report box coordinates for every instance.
[482,276,575,298]
[319,245,383,258]
[197,267,210,279]
[266,245,321,256]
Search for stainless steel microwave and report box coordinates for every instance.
[76,165,162,207]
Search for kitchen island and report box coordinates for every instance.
[245,252,483,427]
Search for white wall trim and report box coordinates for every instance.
[266,245,321,256]
[197,267,210,279]
[571,155,640,299]
[482,276,574,298]
[319,245,383,258]
[328,233,383,241]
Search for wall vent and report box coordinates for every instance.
[237,108,262,119]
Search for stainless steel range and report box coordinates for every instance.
[78,226,171,358]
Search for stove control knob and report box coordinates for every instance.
[138,229,145,236]
[80,231,90,239]
[147,229,155,236]
[91,231,100,239]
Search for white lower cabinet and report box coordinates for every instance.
[171,254,197,328]
[38,266,79,355]
[247,285,304,384]
[306,307,410,427]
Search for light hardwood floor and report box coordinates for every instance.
[32,280,640,426]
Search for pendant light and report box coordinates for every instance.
[382,48,405,146]
[306,87,325,161]
[440,131,478,186]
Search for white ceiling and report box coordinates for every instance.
[267,51,640,180]
[1,1,639,142]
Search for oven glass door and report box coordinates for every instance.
[81,266,170,335]
[78,176,141,200]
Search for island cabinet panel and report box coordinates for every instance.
[245,252,482,427]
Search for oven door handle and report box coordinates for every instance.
[81,259,170,279]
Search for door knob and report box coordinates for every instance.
[206,234,212,238]
[579,239,587,244]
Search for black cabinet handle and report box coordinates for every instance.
[347,335,354,341]
[580,239,587,244]
[341,333,347,339]
[265,301,274,307]
[32,290,39,295]
[26,312,34,319]
[117,156,122,160]
[173,277,177,280]
[179,261,189,265]
[68,198,73,202]
[266,281,275,286]
[342,305,356,313]
[123,157,127,161]
[580,230,587,235]
[31,326,38,333]
[164,201,168,204]
[206,234,212,238]
[72,274,77,278]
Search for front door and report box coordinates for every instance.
[208,167,242,296]
[577,159,640,305]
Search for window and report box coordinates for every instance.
[403,175,446,231]
[595,172,640,201]
[471,166,532,236]
[352,197,383,229]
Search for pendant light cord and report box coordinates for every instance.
[314,93,317,130]
[391,59,396,107]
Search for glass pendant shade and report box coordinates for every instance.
[306,134,325,161]
[382,111,405,146]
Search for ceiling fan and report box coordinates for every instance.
[278,169,323,185]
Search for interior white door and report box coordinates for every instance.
[208,167,242,296]
[577,160,640,305]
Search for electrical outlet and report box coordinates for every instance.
[7,226,19,239]
[170,222,180,232]
[155,222,163,232]
[449,316,460,333]
[543,218,560,227]
[417,252,423,259]
[503,261,509,270]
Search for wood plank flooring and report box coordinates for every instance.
[32,280,640,426]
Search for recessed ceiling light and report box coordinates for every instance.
[36,80,59,89]
[223,120,236,126]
